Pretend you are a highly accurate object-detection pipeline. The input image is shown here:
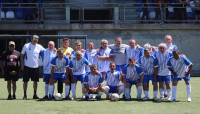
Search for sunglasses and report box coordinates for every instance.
[33,38,38,41]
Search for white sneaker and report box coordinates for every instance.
[187,97,191,102]
[89,94,93,99]
[168,98,176,102]
[159,97,164,101]
[142,97,149,101]
[167,96,171,101]
[153,97,159,101]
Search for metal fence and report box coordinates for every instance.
[0,3,200,24]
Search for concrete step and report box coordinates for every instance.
[44,14,65,20]
[44,8,65,14]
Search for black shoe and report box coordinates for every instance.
[7,94,13,100]
[33,95,39,99]
[164,94,168,98]
[13,94,16,99]
[23,95,27,100]
[43,95,48,100]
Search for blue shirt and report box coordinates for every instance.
[105,70,121,87]
[51,55,69,73]
[84,73,103,88]
[122,64,143,81]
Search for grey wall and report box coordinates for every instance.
[59,30,200,71]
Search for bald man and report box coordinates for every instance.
[40,41,57,100]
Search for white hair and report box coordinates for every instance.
[101,39,108,44]
[165,35,172,40]
[144,43,151,50]
[158,43,167,49]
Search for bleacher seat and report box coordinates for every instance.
[1,11,5,18]
[150,11,156,19]
[6,11,14,18]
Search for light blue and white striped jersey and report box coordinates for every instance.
[40,49,57,74]
[71,49,85,58]
[84,73,103,88]
[167,55,192,78]
[69,57,90,75]
[154,51,173,76]
[122,64,143,81]
[138,55,158,75]
[51,55,69,73]
[84,49,98,73]
[97,48,114,72]
[126,46,143,63]
[105,70,120,87]
[166,43,178,52]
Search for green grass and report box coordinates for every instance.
[0,77,200,114]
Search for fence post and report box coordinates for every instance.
[65,5,70,24]
[114,7,119,24]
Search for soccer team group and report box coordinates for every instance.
[0,35,193,102]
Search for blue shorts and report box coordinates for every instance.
[116,64,126,71]
[53,73,66,83]
[157,75,171,83]
[43,74,50,82]
[143,75,157,84]
[74,74,85,82]
[108,86,119,93]
[126,79,140,88]
[173,75,190,82]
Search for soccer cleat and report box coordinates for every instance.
[65,96,72,100]
[153,97,159,101]
[142,97,149,101]
[33,95,39,99]
[43,95,48,100]
[159,97,164,101]
[137,96,142,100]
[13,94,16,99]
[106,95,110,100]
[164,94,168,98]
[7,94,13,100]
[84,96,89,101]
[95,96,101,101]
[48,95,53,100]
[168,98,176,102]
[23,95,27,100]
[122,94,126,100]
[187,97,191,102]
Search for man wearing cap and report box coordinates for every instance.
[0,41,21,100]
[20,35,45,99]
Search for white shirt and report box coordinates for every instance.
[109,44,128,65]
[105,70,120,87]
[84,49,98,72]
[51,56,69,74]
[97,48,114,72]
[21,43,44,68]
[154,51,172,76]
[126,46,143,63]
[84,73,103,88]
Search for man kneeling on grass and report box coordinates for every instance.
[82,64,105,100]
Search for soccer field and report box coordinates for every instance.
[0,77,199,114]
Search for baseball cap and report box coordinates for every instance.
[9,41,15,46]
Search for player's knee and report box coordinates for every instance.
[82,88,88,93]
[185,81,190,85]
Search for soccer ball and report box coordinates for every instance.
[110,93,119,101]
[54,93,63,101]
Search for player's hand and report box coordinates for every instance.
[95,70,101,75]
[20,65,24,71]
[49,78,54,85]
[173,72,178,77]
[81,49,85,53]
[53,48,57,52]
[154,76,158,82]
[125,83,129,88]
[65,78,70,85]
[136,44,141,49]
[185,72,189,77]
[137,82,142,86]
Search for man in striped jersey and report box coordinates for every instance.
[167,50,193,102]
[154,43,173,101]
[40,41,57,100]
[138,48,159,101]
[165,35,178,52]
[104,62,124,99]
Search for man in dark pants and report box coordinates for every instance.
[141,0,149,23]
[0,41,21,100]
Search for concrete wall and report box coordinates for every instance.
[59,29,200,72]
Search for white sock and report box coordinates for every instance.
[118,85,124,95]
[122,83,125,95]
[167,89,171,98]
[159,88,164,98]
[153,90,158,98]
[144,91,149,98]
[81,83,84,89]
[137,86,143,98]
[187,84,191,98]
[45,84,49,96]
[97,91,104,97]
[104,86,110,95]
[71,83,76,98]
[125,88,130,98]
[83,92,89,97]
[65,85,70,97]
[172,86,177,99]
[49,85,54,97]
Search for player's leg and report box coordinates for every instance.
[48,75,57,100]
[95,86,105,100]
[57,78,63,94]
[169,78,178,102]
[32,67,40,99]
[65,76,71,100]
[184,76,191,102]
[43,74,50,99]
[142,75,149,100]
[104,86,110,99]
[165,75,171,100]
[117,85,124,95]
[12,80,17,99]
[82,87,89,100]
[71,75,77,99]
[136,81,143,100]
[158,76,164,100]
[7,80,12,100]
[124,81,131,100]
[23,66,30,100]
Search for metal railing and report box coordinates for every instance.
[0,3,199,24]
